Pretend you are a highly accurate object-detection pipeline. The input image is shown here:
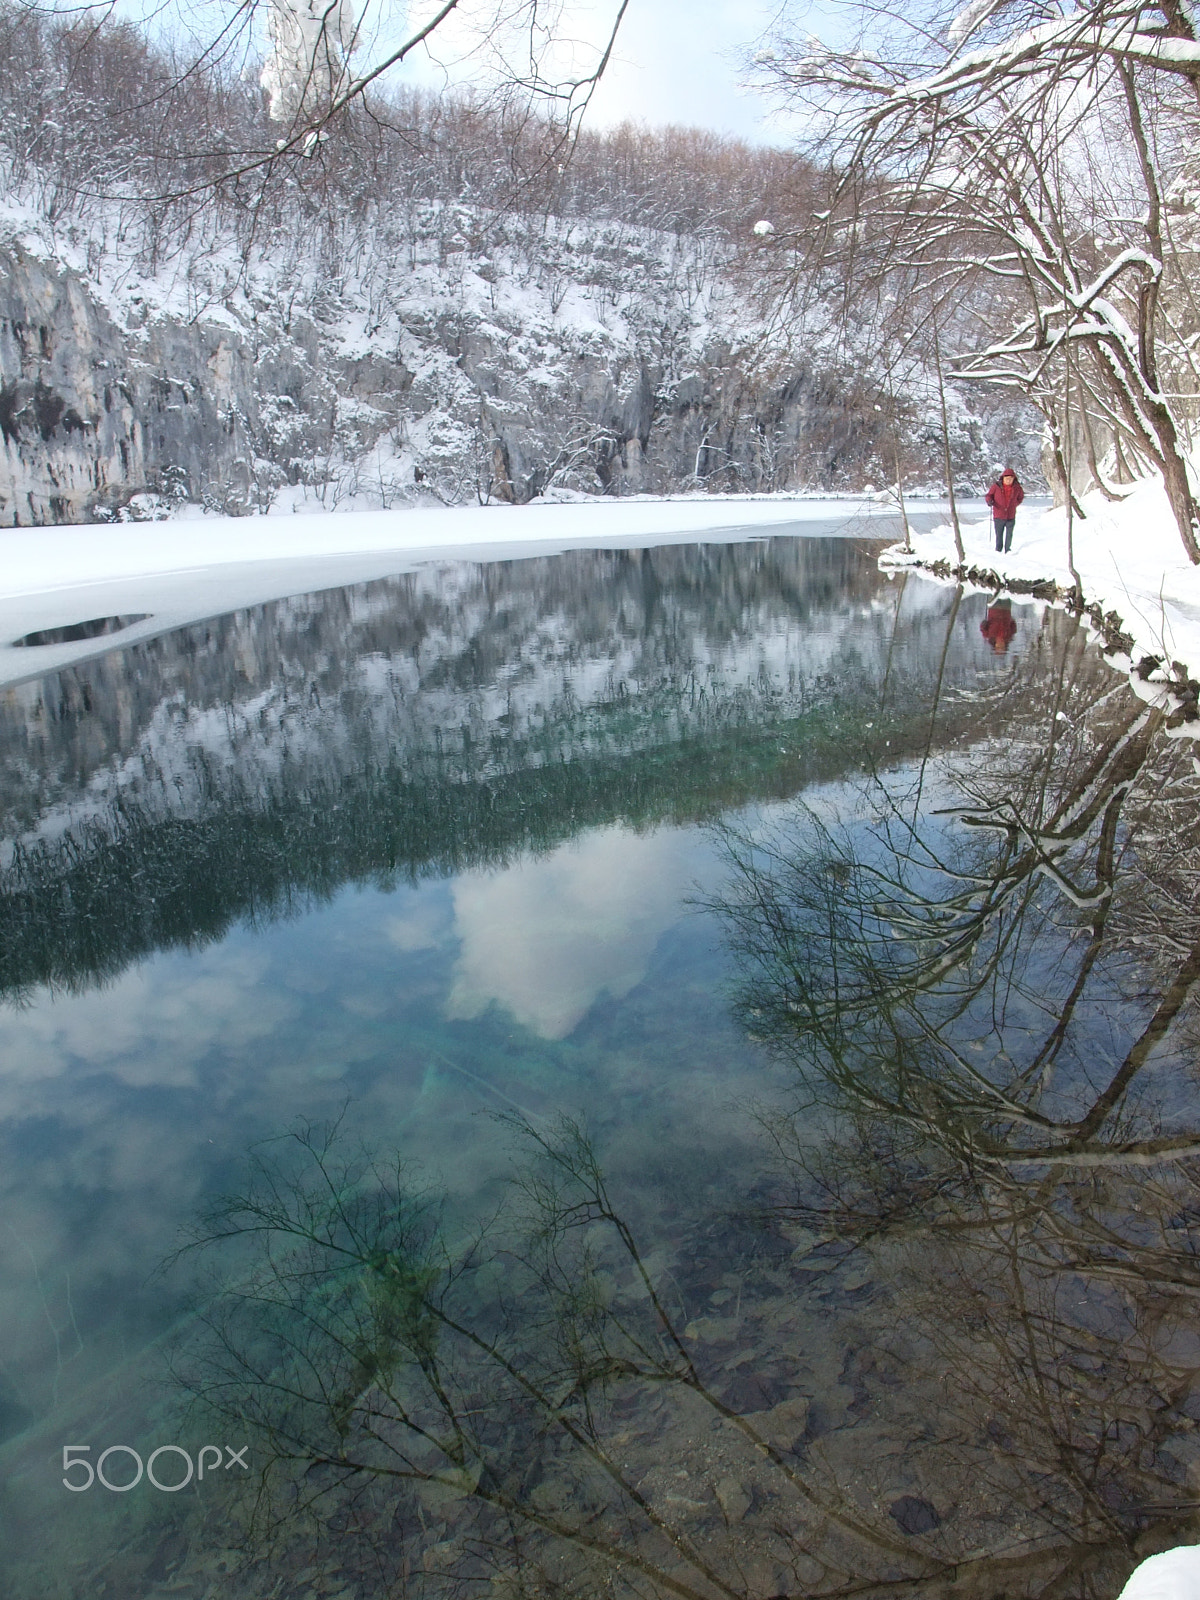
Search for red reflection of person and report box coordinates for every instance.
[980,597,1017,653]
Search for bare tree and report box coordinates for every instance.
[756,0,1200,558]
[20,0,632,198]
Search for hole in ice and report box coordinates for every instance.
[12,614,151,648]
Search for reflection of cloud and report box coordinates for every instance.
[383,889,454,952]
[446,825,697,1039]
[0,946,289,1112]
[0,944,298,1409]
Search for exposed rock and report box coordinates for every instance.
[747,1395,810,1450]
[714,1476,752,1522]
[0,231,1024,524]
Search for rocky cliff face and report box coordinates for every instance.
[0,242,325,524]
[0,216,1020,524]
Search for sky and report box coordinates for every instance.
[542,0,785,140]
[114,0,818,143]
[397,0,798,143]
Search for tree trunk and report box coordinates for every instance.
[1159,429,1200,564]
[933,318,964,563]
[1120,339,1200,562]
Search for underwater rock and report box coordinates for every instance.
[887,1494,941,1535]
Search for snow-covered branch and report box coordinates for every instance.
[895,7,1200,113]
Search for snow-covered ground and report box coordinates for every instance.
[0,494,921,687]
[886,478,1200,713]
[11,483,1196,716]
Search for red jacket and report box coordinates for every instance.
[980,605,1017,652]
[985,474,1024,519]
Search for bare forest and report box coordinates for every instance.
[0,5,1037,522]
[755,0,1200,559]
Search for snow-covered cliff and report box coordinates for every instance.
[0,214,923,523]
[0,5,1045,526]
[0,195,1032,526]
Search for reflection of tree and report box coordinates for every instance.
[65,571,1198,1597]
[177,1115,951,1600]
[711,614,1200,1589]
[162,620,1200,1597]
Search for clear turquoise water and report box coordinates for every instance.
[2,532,1190,1600]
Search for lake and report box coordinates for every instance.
[1,527,1196,1600]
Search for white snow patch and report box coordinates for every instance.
[1117,1547,1200,1600]
[884,476,1200,718]
[261,0,359,125]
[0,495,910,687]
[947,0,1003,47]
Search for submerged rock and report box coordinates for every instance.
[887,1494,941,1535]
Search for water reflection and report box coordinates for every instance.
[447,825,698,1037]
[712,611,1200,1591]
[0,540,1109,1599]
[163,607,1200,1600]
[172,1113,953,1600]
[980,596,1017,653]
[0,539,988,1006]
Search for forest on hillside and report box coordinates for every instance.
[0,3,1039,522]
[4,0,1198,536]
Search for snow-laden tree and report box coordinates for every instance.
[756,0,1200,560]
[20,0,632,188]
[261,0,361,126]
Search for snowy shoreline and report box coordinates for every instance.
[0,494,927,688]
[881,478,1200,732]
[0,494,903,602]
[4,488,1191,720]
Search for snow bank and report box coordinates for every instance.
[883,478,1200,720]
[0,494,912,687]
[1117,1547,1200,1600]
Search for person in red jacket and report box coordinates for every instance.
[985,468,1024,553]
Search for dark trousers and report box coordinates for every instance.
[994,517,1015,553]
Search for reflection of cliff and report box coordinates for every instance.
[0,541,1017,998]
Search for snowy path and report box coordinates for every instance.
[885,478,1200,723]
[0,495,916,686]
